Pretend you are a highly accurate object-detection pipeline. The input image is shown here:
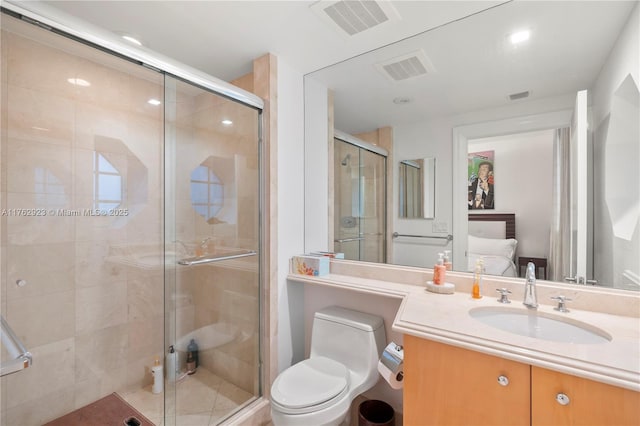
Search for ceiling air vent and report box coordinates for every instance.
[310,0,400,36]
[375,50,435,82]
[509,90,530,101]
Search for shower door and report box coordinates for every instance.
[334,138,387,263]
[0,13,166,425]
[1,10,262,426]
[163,77,262,426]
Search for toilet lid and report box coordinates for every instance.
[271,357,349,410]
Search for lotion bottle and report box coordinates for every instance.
[166,345,177,383]
[151,358,163,394]
[472,258,484,299]
[433,253,446,285]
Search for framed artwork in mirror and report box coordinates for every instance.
[468,151,494,210]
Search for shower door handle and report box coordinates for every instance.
[334,237,365,243]
[177,250,257,266]
[0,315,32,377]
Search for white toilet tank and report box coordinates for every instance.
[310,306,386,380]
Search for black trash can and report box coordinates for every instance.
[358,399,395,426]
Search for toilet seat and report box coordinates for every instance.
[271,356,350,415]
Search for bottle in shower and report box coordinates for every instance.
[187,351,196,375]
[187,338,199,368]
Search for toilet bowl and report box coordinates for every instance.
[271,306,386,426]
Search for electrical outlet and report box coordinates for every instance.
[432,221,448,233]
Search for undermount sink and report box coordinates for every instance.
[469,306,612,344]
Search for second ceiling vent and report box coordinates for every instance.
[375,50,435,82]
[311,0,401,36]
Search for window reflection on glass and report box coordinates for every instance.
[190,165,223,221]
[93,152,123,210]
[34,167,66,208]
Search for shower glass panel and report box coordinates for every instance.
[163,77,262,426]
[1,11,262,426]
[0,13,165,425]
[334,139,387,263]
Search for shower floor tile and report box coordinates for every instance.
[119,367,254,426]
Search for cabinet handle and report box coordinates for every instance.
[556,393,570,406]
[497,375,509,386]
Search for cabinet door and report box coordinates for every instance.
[532,366,640,425]
[404,335,530,425]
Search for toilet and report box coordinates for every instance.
[270,306,386,426]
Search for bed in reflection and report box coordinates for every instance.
[468,213,518,277]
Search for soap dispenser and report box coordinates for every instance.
[472,258,484,299]
[433,253,446,285]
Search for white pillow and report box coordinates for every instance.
[468,234,517,260]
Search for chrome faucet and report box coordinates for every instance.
[523,262,538,309]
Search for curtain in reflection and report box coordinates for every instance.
[548,128,571,281]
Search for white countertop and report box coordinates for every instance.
[288,261,640,392]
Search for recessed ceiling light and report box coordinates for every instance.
[393,97,413,105]
[509,30,530,45]
[67,78,91,87]
[222,119,233,126]
[122,35,143,46]
[147,98,162,106]
[31,126,50,132]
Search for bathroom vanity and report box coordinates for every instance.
[403,336,638,425]
[288,259,640,425]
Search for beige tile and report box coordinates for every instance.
[126,354,159,390]
[6,241,75,301]
[6,192,74,245]
[72,56,131,110]
[75,324,128,383]
[5,289,75,348]
[75,240,126,288]
[74,196,128,243]
[127,317,164,364]
[3,338,75,409]
[76,279,127,334]
[119,384,164,421]
[73,101,129,150]
[176,376,217,415]
[6,138,72,194]
[3,387,75,426]
[7,85,75,146]
[7,31,78,99]
[128,275,164,322]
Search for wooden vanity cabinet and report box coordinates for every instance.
[404,335,640,426]
[403,335,530,425]
[531,366,640,426]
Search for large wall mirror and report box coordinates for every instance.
[304,1,639,291]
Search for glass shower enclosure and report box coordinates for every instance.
[0,9,262,426]
[333,135,387,263]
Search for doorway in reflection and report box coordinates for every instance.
[333,137,387,263]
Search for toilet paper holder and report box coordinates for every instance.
[378,342,404,389]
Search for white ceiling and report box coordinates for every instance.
[28,0,506,79]
[7,0,638,134]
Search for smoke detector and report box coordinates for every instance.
[375,50,435,82]
[310,0,401,36]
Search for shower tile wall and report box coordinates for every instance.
[1,23,165,425]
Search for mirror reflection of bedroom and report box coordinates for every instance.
[466,130,555,280]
